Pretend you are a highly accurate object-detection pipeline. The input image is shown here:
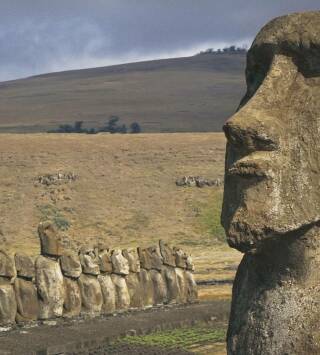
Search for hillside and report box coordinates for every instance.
[0,53,246,133]
[0,132,241,297]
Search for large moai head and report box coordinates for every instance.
[111,249,129,276]
[159,240,176,267]
[95,243,113,274]
[221,11,320,253]
[79,246,100,276]
[122,248,140,273]
[38,222,62,257]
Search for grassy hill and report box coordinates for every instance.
[0,53,246,133]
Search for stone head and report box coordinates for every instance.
[173,247,187,269]
[60,252,82,279]
[38,221,62,257]
[122,248,140,273]
[147,246,163,271]
[111,249,129,276]
[186,255,195,272]
[221,12,320,253]
[15,253,35,280]
[78,246,100,276]
[95,243,113,274]
[137,247,152,270]
[159,240,176,267]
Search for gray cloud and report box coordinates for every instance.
[0,1,319,80]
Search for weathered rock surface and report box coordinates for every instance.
[96,244,113,273]
[139,269,154,307]
[62,277,81,317]
[162,265,179,304]
[0,279,17,325]
[78,274,102,316]
[111,274,130,310]
[175,268,187,304]
[123,249,140,273]
[150,269,167,305]
[174,248,187,269]
[38,222,62,257]
[14,253,35,280]
[60,253,82,279]
[148,246,163,271]
[0,250,16,280]
[221,11,320,355]
[79,247,100,276]
[176,176,222,188]
[14,277,39,322]
[111,249,129,276]
[184,271,198,303]
[35,255,64,319]
[98,274,116,314]
[137,247,152,270]
[125,272,143,308]
[159,240,175,267]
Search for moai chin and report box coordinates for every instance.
[221,11,320,355]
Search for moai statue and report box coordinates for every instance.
[0,250,17,325]
[96,244,116,314]
[173,247,187,303]
[14,253,39,322]
[148,246,167,305]
[137,247,154,307]
[110,249,130,310]
[123,248,143,308]
[159,240,179,304]
[35,222,64,319]
[221,12,320,355]
[60,252,82,317]
[78,246,102,316]
[185,255,198,303]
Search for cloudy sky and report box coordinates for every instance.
[0,1,318,81]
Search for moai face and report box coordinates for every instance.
[60,252,82,279]
[148,246,163,271]
[221,12,320,253]
[15,253,35,279]
[122,248,140,273]
[173,247,187,269]
[159,240,176,267]
[137,247,152,270]
[38,221,62,257]
[111,249,129,276]
[186,256,195,272]
[95,244,113,274]
[79,246,100,276]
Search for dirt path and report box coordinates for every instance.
[0,300,230,355]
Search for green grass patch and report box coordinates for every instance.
[116,325,226,351]
[37,204,70,231]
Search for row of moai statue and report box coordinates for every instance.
[0,222,197,325]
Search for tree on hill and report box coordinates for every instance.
[130,122,141,133]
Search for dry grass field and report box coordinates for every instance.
[0,132,241,291]
[0,53,246,133]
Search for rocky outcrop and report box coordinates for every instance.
[221,11,320,355]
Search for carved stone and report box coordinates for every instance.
[60,253,82,279]
[174,248,187,269]
[62,277,81,317]
[111,249,129,276]
[161,265,179,304]
[111,274,130,310]
[14,278,39,322]
[78,274,102,316]
[96,244,113,274]
[184,270,198,303]
[148,246,163,271]
[38,222,62,257]
[0,250,16,280]
[79,247,100,276]
[14,253,35,280]
[221,11,320,355]
[175,268,187,303]
[139,269,154,307]
[0,278,16,325]
[159,240,175,267]
[98,274,116,314]
[137,247,152,270]
[125,272,143,308]
[123,249,140,273]
[149,269,167,305]
[35,255,64,319]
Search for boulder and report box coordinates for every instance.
[139,269,154,307]
[125,272,143,308]
[79,247,100,276]
[35,255,64,319]
[14,253,35,280]
[137,247,152,270]
[184,270,198,303]
[161,265,179,304]
[96,244,113,274]
[123,249,140,273]
[60,253,82,279]
[150,269,167,305]
[63,277,81,317]
[38,221,62,257]
[0,279,16,325]
[159,240,175,267]
[78,274,102,316]
[14,278,39,322]
[0,250,16,280]
[111,274,130,310]
[98,274,116,314]
[111,249,129,276]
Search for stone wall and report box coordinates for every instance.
[0,222,198,326]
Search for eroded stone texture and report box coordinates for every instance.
[175,268,187,304]
[0,250,16,280]
[111,249,129,276]
[79,247,100,276]
[174,248,187,269]
[161,265,179,304]
[139,269,154,307]
[149,269,167,305]
[98,274,116,314]
[96,244,113,274]
[62,277,81,317]
[15,253,35,279]
[14,278,39,322]
[125,272,143,308]
[60,253,82,279]
[35,255,64,319]
[123,249,140,273]
[78,274,102,316]
[38,222,62,257]
[0,278,16,325]
[111,274,130,310]
[137,247,152,270]
[159,240,175,267]
[184,270,198,303]
[221,11,320,355]
[148,246,163,271]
